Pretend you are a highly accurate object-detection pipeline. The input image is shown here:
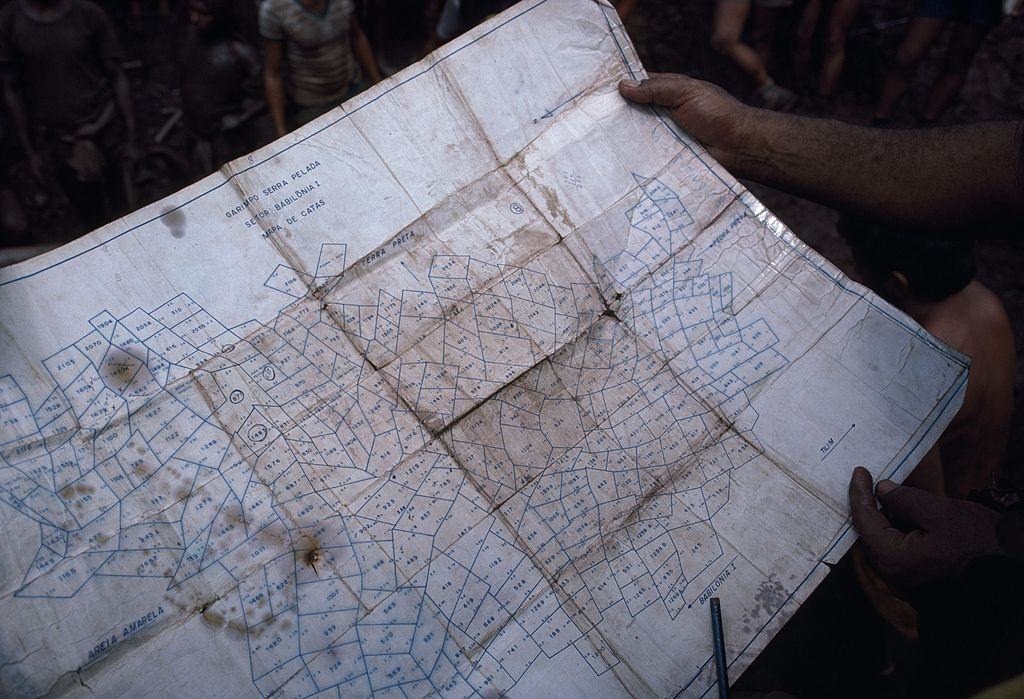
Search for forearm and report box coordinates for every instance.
[264,72,287,137]
[3,82,35,157]
[730,111,1024,235]
[352,31,383,84]
[114,71,136,140]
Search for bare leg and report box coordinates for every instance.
[711,0,769,87]
[874,17,946,120]
[794,0,822,81]
[750,4,784,68]
[923,22,988,122]
[819,0,860,97]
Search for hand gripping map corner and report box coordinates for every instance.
[0,175,784,697]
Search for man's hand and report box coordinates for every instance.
[617,74,753,169]
[849,467,1003,589]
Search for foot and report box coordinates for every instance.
[750,79,798,112]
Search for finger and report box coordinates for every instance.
[617,74,703,108]
[848,467,904,555]
[646,72,699,80]
[875,481,944,528]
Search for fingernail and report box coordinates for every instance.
[619,79,641,88]
[876,480,896,496]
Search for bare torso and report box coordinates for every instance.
[904,280,1015,498]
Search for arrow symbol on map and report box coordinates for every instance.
[820,423,856,462]
[400,260,420,282]
[532,90,585,123]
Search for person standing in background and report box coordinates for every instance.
[873,0,1004,124]
[794,0,860,103]
[260,0,383,138]
[182,0,263,171]
[710,0,798,110]
[0,0,138,232]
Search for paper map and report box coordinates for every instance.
[0,1,968,696]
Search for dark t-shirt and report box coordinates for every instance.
[0,0,123,130]
[181,32,258,138]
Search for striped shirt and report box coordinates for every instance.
[259,0,358,107]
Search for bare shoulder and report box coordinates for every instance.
[921,281,1014,409]
[965,281,1013,331]
[938,281,1015,493]
[952,281,1015,407]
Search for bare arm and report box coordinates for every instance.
[263,39,288,138]
[2,74,44,181]
[619,74,1024,237]
[732,113,1022,235]
[350,15,383,85]
[92,7,136,148]
[113,68,136,144]
[219,41,266,130]
[2,74,34,160]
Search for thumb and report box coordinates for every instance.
[875,481,943,528]
[849,467,902,553]
[618,74,700,108]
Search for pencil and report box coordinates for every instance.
[710,597,730,698]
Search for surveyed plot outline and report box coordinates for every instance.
[0,177,787,697]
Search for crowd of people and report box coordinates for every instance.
[1,0,1022,695]
[710,0,1024,114]
[0,0,1018,243]
[0,0,510,243]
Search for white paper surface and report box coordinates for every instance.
[0,1,968,696]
